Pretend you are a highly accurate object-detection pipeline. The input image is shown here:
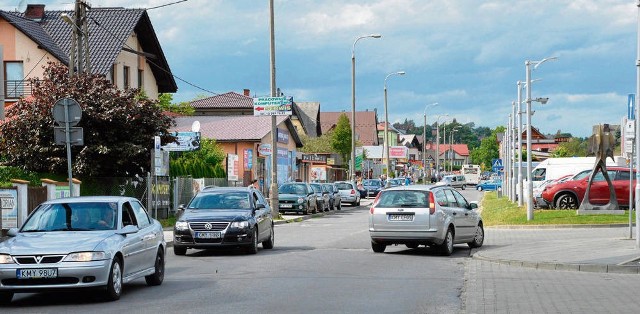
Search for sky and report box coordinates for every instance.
[2,0,639,138]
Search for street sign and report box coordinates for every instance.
[52,98,82,126]
[258,143,272,156]
[54,127,84,145]
[253,96,293,116]
[492,158,503,172]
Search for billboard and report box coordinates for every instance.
[162,132,201,152]
[253,96,293,116]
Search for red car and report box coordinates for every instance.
[540,167,636,209]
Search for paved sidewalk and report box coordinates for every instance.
[472,225,640,274]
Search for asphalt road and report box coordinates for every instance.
[2,188,484,313]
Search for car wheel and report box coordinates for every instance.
[0,292,13,305]
[262,225,275,249]
[104,257,123,301]
[467,224,484,248]
[406,243,419,249]
[477,186,483,191]
[145,248,165,286]
[461,185,466,190]
[440,228,454,256]
[337,202,342,210]
[556,194,579,209]
[356,199,361,206]
[246,228,259,254]
[371,241,386,253]
[173,245,187,256]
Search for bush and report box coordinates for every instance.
[0,166,41,187]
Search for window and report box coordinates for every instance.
[138,69,144,88]
[123,66,130,88]
[109,64,116,84]
[4,61,24,98]
[130,201,151,228]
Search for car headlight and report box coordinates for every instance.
[175,221,189,231]
[0,254,15,264]
[64,251,107,262]
[297,197,304,204]
[231,221,249,229]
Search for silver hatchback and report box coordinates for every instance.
[368,185,483,255]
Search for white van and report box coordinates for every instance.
[461,164,481,185]
[529,156,627,188]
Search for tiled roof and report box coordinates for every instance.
[294,102,320,137]
[171,115,302,147]
[1,7,176,93]
[438,144,470,157]
[191,92,253,109]
[320,111,378,146]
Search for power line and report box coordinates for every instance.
[147,0,188,10]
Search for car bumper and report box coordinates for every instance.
[0,260,111,292]
[174,229,255,249]
[341,195,358,202]
[278,203,307,212]
[369,229,444,245]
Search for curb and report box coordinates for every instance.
[471,252,640,275]
[486,224,635,229]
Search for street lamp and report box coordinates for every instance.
[384,71,406,185]
[525,56,557,220]
[423,102,439,180]
[516,78,540,205]
[351,34,382,182]
[449,127,460,172]
[435,114,449,178]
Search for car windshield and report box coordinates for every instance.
[375,190,429,208]
[335,182,353,190]
[364,180,381,187]
[310,184,322,193]
[21,202,118,232]
[188,192,251,210]
[279,184,307,194]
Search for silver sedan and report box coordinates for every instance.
[0,196,165,304]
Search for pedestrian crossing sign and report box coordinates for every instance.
[492,159,503,172]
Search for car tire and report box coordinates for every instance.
[173,245,187,256]
[406,243,419,249]
[371,241,386,253]
[337,202,342,210]
[262,225,275,249]
[461,185,465,190]
[440,228,454,256]
[477,186,483,191]
[104,257,123,301]
[467,224,484,248]
[145,248,165,286]
[556,194,579,209]
[0,292,13,305]
[356,199,361,206]
[246,229,259,254]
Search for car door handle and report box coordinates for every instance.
[452,212,457,216]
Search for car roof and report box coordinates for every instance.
[41,196,136,204]
[382,184,442,192]
[199,186,252,193]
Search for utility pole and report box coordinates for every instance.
[66,0,91,76]
[268,0,279,218]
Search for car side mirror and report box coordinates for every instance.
[118,224,139,235]
[469,202,478,210]
[256,203,266,209]
[7,228,18,237]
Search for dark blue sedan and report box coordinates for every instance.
[476,179,502,191]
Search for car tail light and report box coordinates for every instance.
[370,192,383,214]
[428,192,436,214]
[351,189,356,195]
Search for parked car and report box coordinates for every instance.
[533,174,573,208]
[173,187,274,255]
[334,181,361,206]
[369,185,483,256]
[0,196,166,304]
[310,183,330,212]
[476,179,502,191]
[322,183,342,210]
[277,182,317,214]
[436,174,467,190]
[540,167,636,209]
[386,178,403,187]
[363,179,384,197]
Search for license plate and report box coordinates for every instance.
[17,268,58,279]
[388,214,414,221]
[195,231,221,239]
[280,204,293,208]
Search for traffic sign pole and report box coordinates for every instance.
[64,99,73,196]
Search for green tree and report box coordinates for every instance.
[158,93,195,115]
[551,138,588,157]
[299,132,334,153]
[0,62,174,177]
[169,139,226,177]
[470,126,505,170]
[331,114,352,161]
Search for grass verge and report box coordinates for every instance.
[480,192,637,226]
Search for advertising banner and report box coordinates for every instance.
[253,96,293,116]
[0,189,18,228]
[310,166,327,181]
[389,146,408,159]
[228,154,239,181]
[162,132,201,152]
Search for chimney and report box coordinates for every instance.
[243,89,250,97]
[25,4,46,20]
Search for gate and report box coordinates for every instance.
[27,186,47,214]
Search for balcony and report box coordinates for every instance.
[3,80,36,99]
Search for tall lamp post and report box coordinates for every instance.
[384,71,406,185]
[449,127,460,172]
[423,103,439,180]
[351,34,382,182]
[525,56,556,220]
[435,114,449,178]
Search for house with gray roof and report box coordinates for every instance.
[1,3,176,106]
